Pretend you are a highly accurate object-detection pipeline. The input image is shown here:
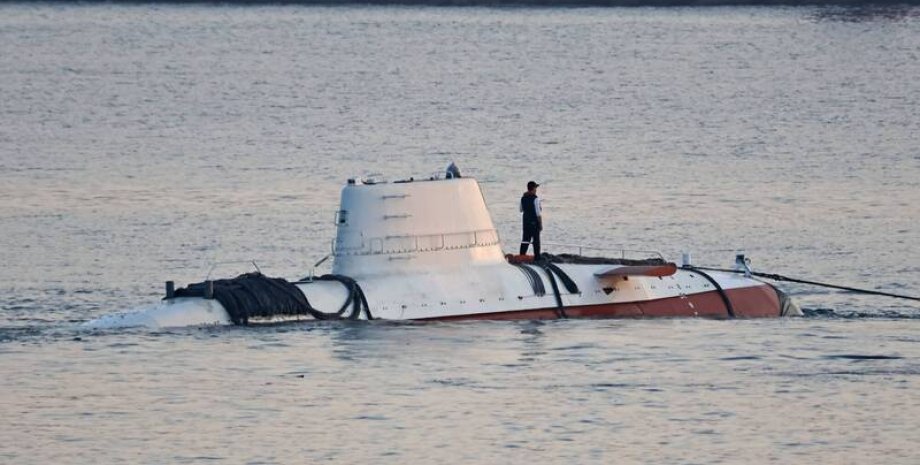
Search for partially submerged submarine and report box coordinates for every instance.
[86,169,800,329]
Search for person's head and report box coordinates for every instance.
[527,181,539,194]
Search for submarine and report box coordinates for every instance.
[85,167,801,329]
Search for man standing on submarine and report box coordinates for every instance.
[519,181,543,260]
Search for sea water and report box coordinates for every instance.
[1,4,918,464]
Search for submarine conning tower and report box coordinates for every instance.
[331,176,506,279]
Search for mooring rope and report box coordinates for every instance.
[686,268,736,318]
[537,262,567,319]
[173,272,373,324]
[687,266,920,302]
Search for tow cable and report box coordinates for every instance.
[689,266,920,303]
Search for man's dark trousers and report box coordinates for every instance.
[520,222,541,259]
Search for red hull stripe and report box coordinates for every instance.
[421,285,781,321]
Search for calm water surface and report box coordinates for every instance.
[1,4,918,464]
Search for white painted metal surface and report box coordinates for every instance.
[332,177,506,277]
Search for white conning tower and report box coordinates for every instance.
[331,177,506,278]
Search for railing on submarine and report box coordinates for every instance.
[332,229,664,262]
[331,229,502,256]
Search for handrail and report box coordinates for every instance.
[205,260,261,280]
[540,242,665,260]
[304,254,331,282]
[333,229,500,257]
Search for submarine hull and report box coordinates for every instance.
[84,265,794,329]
